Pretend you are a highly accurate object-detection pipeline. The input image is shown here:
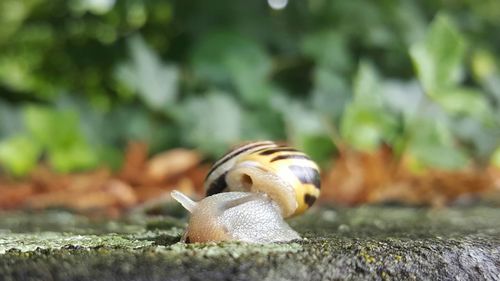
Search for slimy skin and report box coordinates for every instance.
[171,191,300,243]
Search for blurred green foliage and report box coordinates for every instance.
[0,0,499,175]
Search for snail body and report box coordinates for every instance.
[171,141,321,243]
[170,191,300,243]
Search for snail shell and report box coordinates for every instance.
[204,141,321,217]
[171,141,321,243]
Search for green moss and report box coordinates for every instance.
[0,232,153,254]
[164,241,302,258]
[144,217,186,231]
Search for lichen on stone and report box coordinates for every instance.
[0,206,499,280]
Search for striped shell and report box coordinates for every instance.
[204,141,321,217]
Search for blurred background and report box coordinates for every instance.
[0,0,499,216]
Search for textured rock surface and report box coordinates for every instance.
[0,206,499,281]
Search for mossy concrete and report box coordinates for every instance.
[0,206,499,281]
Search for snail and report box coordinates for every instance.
[171,141,321,243]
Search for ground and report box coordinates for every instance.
[0,205,499,281]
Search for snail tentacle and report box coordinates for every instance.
[171,190,197,213]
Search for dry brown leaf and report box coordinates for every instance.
[66,169,112,192]
[134,185,172,203]
[30,165,70,192]
[119,141,148,184]
[185,164,211,195]
[321,147,394,205]
[0,183,34,209]
[24,190,76,209]
[176,177,196,196]
[102,179,137,207]
[2,142,498,215]
[321,145,497,206]
[488,166,500,190]
[145,149,201,183]
[69,192,119,210]
[24,178,136,213]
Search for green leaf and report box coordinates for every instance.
[409,15,493,127]
[191,32,272,105]
[275,96,335,165]
[382,79,424,118]
[22,105,101,172]
[300,135,336,168]
[240,108,286,141]
[471,49,497,82]
[48,142,98,173]
[492,147,500,168]
[311,67,350,119]
[410,14,465,95]
[340,62,397,151]
[116,35,179,111]
[471,49,500,105]
[0,135,41,176]
[301,30,351,71]
[407,117,469,170]
[283,101,326,141]
[72,0,116,15]
[453,118,499,161]
[434,88,491,121]
[176,92,242,156]
[352,62,383,105]
[341,105,397,151]
[0,0,42,43]
[0,101,23,139]
[410,144,469,170]
[23,105,81,149]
